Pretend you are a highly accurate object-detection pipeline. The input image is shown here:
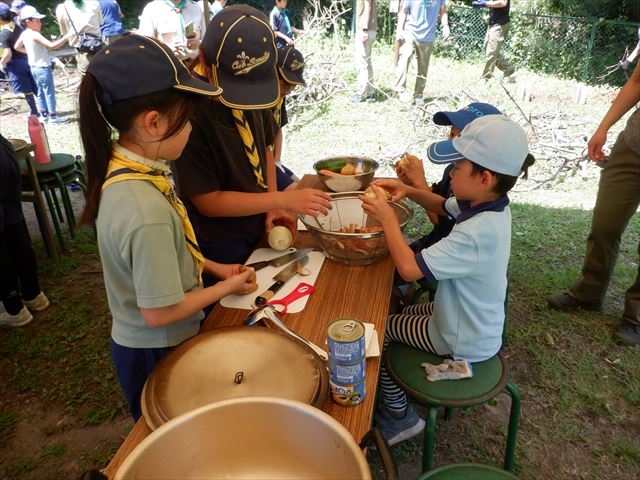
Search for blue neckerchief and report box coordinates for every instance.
[454,195,510,224]
[165,0,188,42]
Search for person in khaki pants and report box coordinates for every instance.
[472,0,514,79]
[547,61,640,346]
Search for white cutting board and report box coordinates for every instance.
[220,248,325,312]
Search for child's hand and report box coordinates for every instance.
[360,186,397,226]
[225,266,258,295]
[372,179,408,202]
[395,153,428,189]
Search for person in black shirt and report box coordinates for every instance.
[472,0,515,79]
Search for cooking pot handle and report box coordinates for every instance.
[359,428,398,480]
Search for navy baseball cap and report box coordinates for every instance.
[427,115,529,177]
[201,4,278,109]
[433,102,501,130]
[277,45,305,86]
[87,34,221,106]
[0,3,11,15]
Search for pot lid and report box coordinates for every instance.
[142,326,327,430]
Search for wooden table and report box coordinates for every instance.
[15,143,59,259]
[103,174,396,478]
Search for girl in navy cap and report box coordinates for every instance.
[77,34,257,420]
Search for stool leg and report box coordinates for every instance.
[54,172,76,237]
[444,407,453,421]
[422,405,438,473]
[503,381,521,471]
[43,187,66,252]
[32,197,54,258]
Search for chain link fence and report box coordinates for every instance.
[261,1,638,87]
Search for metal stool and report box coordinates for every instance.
[20,153,86,251]
[416,462,520,479]
[383,345,521,473]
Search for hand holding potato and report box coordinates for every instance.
[395,153,428,189]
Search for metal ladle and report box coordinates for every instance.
[244,305,328,361]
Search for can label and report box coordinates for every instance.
[327,319,366,363]
[330,379,366,407]
[329,357,366,385]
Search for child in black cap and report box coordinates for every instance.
[171,5,331,286]
[77,34,257,421]
[273,44,305,191]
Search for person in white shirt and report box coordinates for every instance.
[138,0,206,62]
[55,0,103,74]
[15,5,71,123]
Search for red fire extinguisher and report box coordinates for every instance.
[28,115,52,164]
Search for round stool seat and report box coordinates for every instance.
[384,344,507,408]
[22,153,76,175]
[417,462,520,480]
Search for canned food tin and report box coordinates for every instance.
[328,356,366,385]
[330,379,366,407]
[327,319,366,363]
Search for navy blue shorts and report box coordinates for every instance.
[110,340,173,421]
[7,57,37,95]
[276,164,295,191]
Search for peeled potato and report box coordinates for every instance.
[395,152,418,170]
[340,163,357,175]
[363,185,391,200]
[268,226,293,251]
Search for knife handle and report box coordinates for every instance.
[245,260,268,270]
[255,280,285,306]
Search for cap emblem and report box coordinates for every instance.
[232,50,270,75]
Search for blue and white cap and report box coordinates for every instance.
[433,102,501,130]
[427,115,529,177]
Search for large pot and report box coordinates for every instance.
[141,326,329,429]
[116,397,376,479]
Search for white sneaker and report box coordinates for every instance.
[0,306,33,327]
[23,292,50,312]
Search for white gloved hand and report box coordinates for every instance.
[421,359,473,381]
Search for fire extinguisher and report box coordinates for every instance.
[28,115,52,164]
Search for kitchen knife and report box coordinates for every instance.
[245,248,313,271]
[254,256,309,306]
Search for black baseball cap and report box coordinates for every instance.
[87,34,221,106]
[201,4,278,109]
[277,45,305,86]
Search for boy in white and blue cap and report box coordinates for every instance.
[362,115,534,446]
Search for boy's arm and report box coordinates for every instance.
[33,31,70,50]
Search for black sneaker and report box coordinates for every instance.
[614,321,640,346]
[547,293,602,312]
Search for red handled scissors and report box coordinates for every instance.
[267,282,315,314]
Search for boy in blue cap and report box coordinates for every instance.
[362,114,534,446]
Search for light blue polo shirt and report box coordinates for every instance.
[401,0,445,43]
[416,195,510,363]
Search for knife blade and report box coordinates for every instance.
[245,248,313,271]
[254,255,309,306]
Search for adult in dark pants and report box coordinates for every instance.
[547,60,640,346]
[0,134,50,327]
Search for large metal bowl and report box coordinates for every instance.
[300,192,413,266]
[313,156,379,192]
[115,397,372,479]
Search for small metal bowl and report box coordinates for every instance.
[300,192,413,266]
[313,156,379,192]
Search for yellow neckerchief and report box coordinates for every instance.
[273,98,283,127]
[101,146,205,285]
[231,108,268,190]
[193,62,268,190]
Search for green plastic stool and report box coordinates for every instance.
[20,153,86,250]
[416,462,520,479]
[384,345,520,473]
